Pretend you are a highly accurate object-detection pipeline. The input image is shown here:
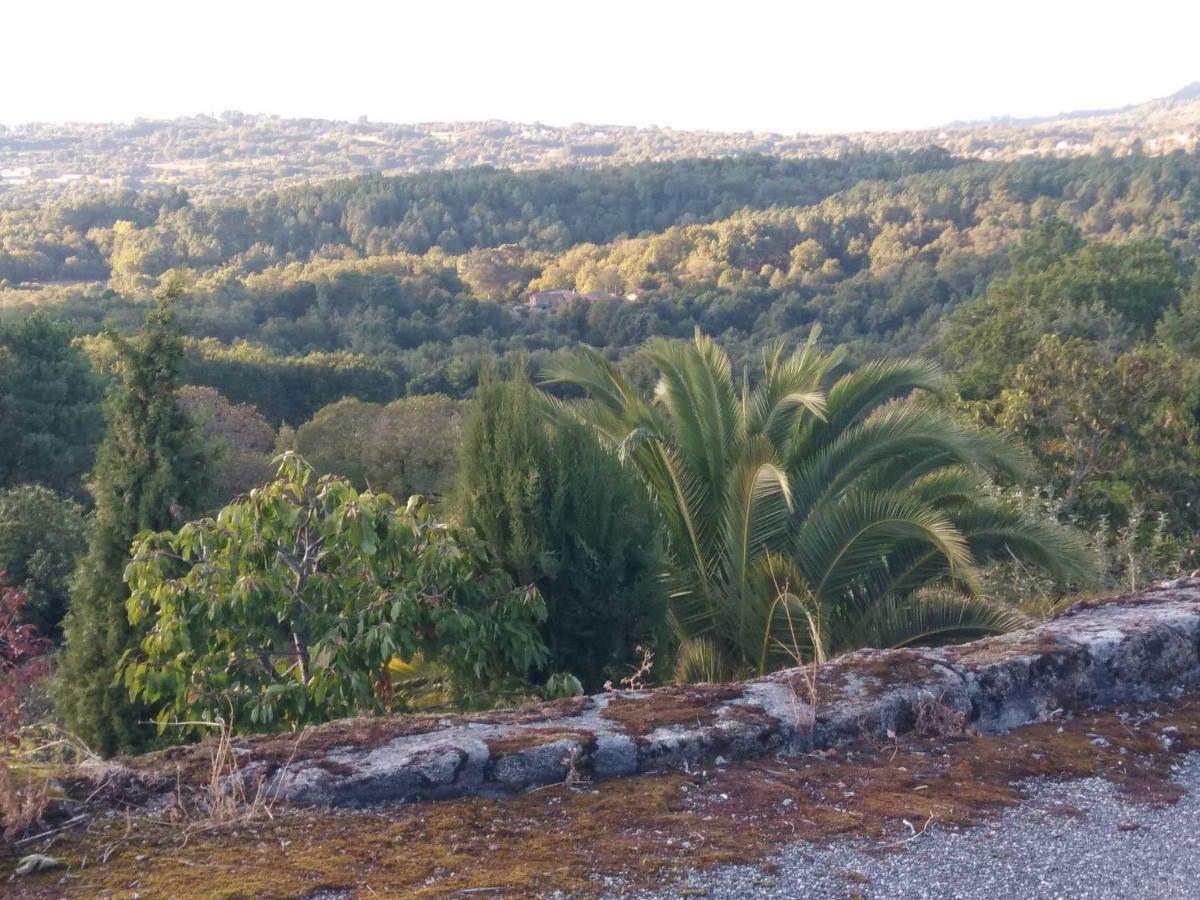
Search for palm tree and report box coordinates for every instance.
[544,330,1093,679]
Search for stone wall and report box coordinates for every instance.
[130,577,1200,808]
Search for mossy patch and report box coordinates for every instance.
[1056,580,1197,617]
[801,649,945,705]
[945,632,1075,668]
[601,684,743,736]
[719,702,784,731]
[9,697,1200,898]
[485,728,597,756]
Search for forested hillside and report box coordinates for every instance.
[2,84,1198,204]
[4,148,1198,425]
[0,151,954,285]
[4,125,1199,572]
[5,5,1200,876]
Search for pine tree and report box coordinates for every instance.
[57,288,213,755]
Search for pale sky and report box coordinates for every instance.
[3,0,1199,133]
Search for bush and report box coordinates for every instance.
[0,485,87,638]
[454,371,668,690]
[123,454,548,735]
[1,581,50,743]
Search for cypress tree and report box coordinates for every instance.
[57,288,213,755]
[454,370,667,690]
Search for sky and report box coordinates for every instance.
[4,0,1199,133]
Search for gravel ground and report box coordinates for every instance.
[634,752,1200,900]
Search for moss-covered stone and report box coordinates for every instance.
[7,698,1200,898]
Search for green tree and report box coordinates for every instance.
[454,371,668,689]
[292,395,465,499]
[178,386,277,503]
[56,291,214,756]
[942,228,1188,400]
[547,330,1093,678]
[1007,217,1084,274]
[457,245,537,300]
[995,335,1200,532]
[123,454,547,734]
[0,313,105,496]
[1060,239,1187,335]
[1157,274,1200,356]
[0,485,87,639]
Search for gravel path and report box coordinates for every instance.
[635,753,1200,899]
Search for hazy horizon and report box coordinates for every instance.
[4,0,1199,134]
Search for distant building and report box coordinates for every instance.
[522,289,623,314]
[526,289,579,312]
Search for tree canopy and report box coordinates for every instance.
[0,313,104,497]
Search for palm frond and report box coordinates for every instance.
[950,502,1097,587]
[839,589,1030,651]
[794,489,978,606]
[789,405,1026,522]
[720,435,793,593]
[798,357,946,452]
[541,333,1087,677]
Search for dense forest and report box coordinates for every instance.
[0,151,956,285]
[3,103,1200,785]
[5,148,1199,423]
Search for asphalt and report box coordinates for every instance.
[633,752,1200,899]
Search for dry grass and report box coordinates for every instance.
[774,589,822,736]
[913,691,971,737]
[163,717,295,836]
[1,725,97,845]
[0,764,48,842]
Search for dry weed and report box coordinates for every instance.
[161,716,300,837]
[0,762,48,841]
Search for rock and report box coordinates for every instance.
[15,854,64,876]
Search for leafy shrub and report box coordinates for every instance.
[985,487,1192,612]
[122,454,547,735]
[542,673,585,699]
[0,581,55,845]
